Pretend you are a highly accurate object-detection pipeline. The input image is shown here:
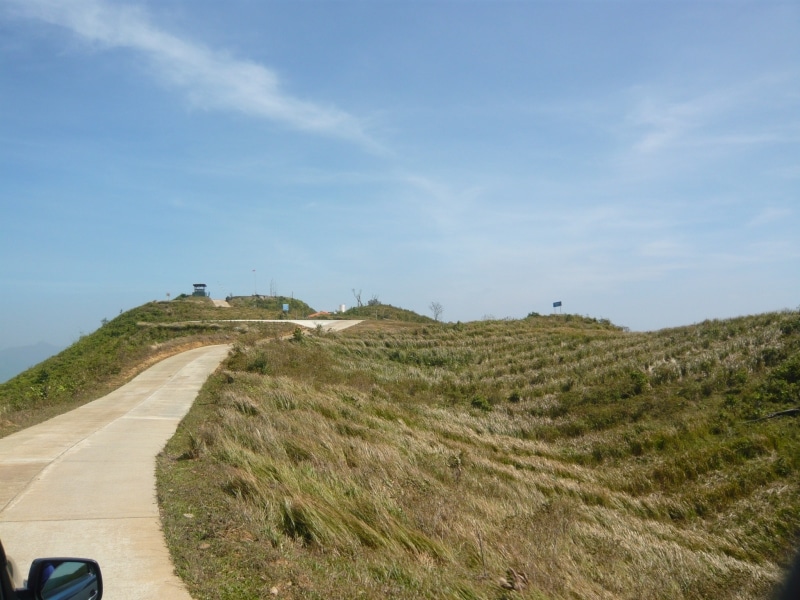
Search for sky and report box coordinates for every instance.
[1,0,799,352]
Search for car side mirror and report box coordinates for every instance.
[18,558,103,600]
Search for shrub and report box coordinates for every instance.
[471,396,492,411]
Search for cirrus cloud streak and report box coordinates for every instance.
[6,0,375,146]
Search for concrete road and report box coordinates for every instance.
[207,319,363,332]
[0,344,231,599]
[287,319,362,331]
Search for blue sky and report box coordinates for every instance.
[1,0,798,350]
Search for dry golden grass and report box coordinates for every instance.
[158,311,800,599]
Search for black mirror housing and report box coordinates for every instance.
[19,558,103,600]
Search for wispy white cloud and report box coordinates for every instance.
[747,207,794,228]
[626,71,800,156]
[629,95,701,154]
[6,0,375,146]
[398,173,488,237]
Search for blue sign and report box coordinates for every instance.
[553,301,562,308]
[283,303,289,312]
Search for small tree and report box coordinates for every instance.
[367,294,380,307]
[430,301,443,322]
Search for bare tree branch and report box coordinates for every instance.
[352,288,363,308]
[430,301,443,322]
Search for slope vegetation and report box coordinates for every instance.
[0,296,297,436]
[158,311,800,599]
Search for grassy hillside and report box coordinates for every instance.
[0,296,297,437]
[226,295,315,317]
[158,310,800,599]
[342,302,435,323]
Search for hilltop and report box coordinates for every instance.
[0,295,424,435]
[2,300,799,598]
[342,302,435,323]
[0,295,307,435]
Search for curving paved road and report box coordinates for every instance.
[0,344,231,599]
[197,318,363,332]
[269,319,363,332]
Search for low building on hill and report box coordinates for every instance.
[192,283,208,297]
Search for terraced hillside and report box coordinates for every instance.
[158,311,800,599]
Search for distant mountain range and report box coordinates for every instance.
[0,342,63,383]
